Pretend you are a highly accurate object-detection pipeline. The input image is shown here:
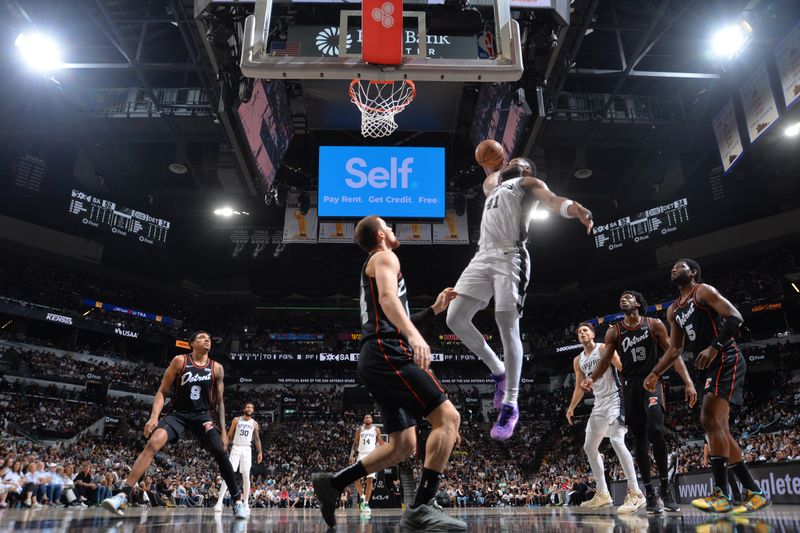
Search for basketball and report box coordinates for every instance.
[475,139,505,170]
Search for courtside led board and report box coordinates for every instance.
[318,146,445,219]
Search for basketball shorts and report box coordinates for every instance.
[158,410,218,445]
[358,337,448,434]
[587,395,626,438]
[357,451,377,479]
[623,378,666,436]
[701,347,746,406]
[453,244,530,315]
[229,445,252,475]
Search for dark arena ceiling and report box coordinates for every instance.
[0,0,799,301]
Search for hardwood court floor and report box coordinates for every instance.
[1,505,797,532]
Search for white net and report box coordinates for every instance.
[349,79,416,138]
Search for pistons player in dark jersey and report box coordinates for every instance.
[313,215,466,531]
[102,331,248,520]
[645,259,769,514]
[582,290,697,514]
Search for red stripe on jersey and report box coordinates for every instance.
[377,338,426,408]
[398,338,445,394]
[369,277,381,337]
[729,349,738,401]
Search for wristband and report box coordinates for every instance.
[559,200,575,218]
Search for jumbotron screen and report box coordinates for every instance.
[592,198,689,251]
[67,189,170,247]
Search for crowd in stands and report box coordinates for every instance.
[1,243,797,358]
[0,242,798,510]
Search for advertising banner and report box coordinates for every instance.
[318,146,445,219]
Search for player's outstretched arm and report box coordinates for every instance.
[582,328,617,390]
[375,426,385,447]
[373,251,431,369]
[645,305,685,391]
[649,318,697,406]
[520,177,593,234]
[694,284,743,370]
[566,355,585,425]
[410,287,457,329]
[144,355,183,438]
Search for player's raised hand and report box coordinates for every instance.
[432,288,458,315]
[408,332,431,370]
[143,417,158,438]
[575,203,594,235]
[643,373,659,392]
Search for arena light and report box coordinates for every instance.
[214,207,249,217]
[711,21,752,61]
[531,209,549,220]
[792,282,799,294]
[785,122,800,137]
[15,32,62,71]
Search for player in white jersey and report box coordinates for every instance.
[349,414,384,514]
[214,403,262,511]
[447,155,593,440]
[566,323,646,513]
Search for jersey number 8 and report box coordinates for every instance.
[190,385,201,400]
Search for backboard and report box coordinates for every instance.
[239,0,524,82]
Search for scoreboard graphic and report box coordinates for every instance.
[68,189,170,247]
[593,198,689,251]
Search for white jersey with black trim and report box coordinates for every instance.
[232,417,255,447]
[578,343,621,401]
[358,425,378,454]
[478,177,538,247]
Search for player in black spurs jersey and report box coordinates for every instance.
[102,331,249,520]
[645,259,769,515]
[312,215,466,531]
[582,290,697,514]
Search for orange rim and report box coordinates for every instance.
[349,79,416,114]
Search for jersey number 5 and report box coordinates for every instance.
[685,324,696,341]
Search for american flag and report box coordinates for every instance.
[270,41,301,56]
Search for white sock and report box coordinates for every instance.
[495,310,522,406]
[217,482,227,506]
[610,434,640,494]
[584,431,608,494]
[446,295,505,376]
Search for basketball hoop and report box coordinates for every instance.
[349,79,416,138]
